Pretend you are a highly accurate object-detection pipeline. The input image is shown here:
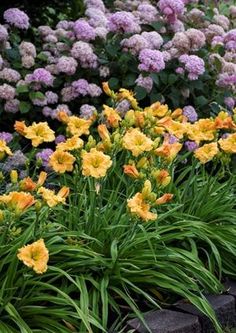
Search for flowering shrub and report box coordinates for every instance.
[0,0,235,130]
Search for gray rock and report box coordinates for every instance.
[127,309,201,333]
[175,295,236,332]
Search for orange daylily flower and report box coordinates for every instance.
[103,105,121,128]
[155,142,182,161]
[215,111,236,130]
[81,148,112,178]
[194,142,219,164]
[97,124,110,141]
[14,121,28,135]
[156,193,173,205]
[24,122,55,147]
[123,128,154,157]
[38,186,70,207]
[67,116,91,137]
[0,191,35,214]
[123,164,140,179]
[218,133,236,154]
[17,239,49,274]
[49,150,76,173]
[127,192,157,221]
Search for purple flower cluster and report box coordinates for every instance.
[158,0,185,23]
[0,68,21,83]
[0,24,9,42]
[0,84,16,100]
[56,56,78,75]
[3,150,27,172]
[185,140,198,151]
[108,11,141,34]
[80,104,96,119]
[71,41,98,68]
[74,19,96,41]
[26,68,54,86]
[138,49,165,73]
[179,54,205,80]
[183,105,198,122]
[0,132,13,143]
[4,8,29,29]
[135,74,153,93]
[36,149,53,169]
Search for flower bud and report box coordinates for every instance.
[10,170,18,184]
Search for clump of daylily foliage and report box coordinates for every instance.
[0,84,235,332]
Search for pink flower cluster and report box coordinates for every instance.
[178,55,205,80]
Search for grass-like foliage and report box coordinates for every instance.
[0,85,235,332]
[0,164,235,332]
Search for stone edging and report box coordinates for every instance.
[126,280,236,333]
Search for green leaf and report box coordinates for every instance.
[19,101,31,114]
[16,85,29,94]
[168,74,178,85]
[29,91,45,101]
[159,72,168,84]
[149,21,164,31]
[122,73,136,87]
[37,52,49,61]
[134,86,147,101]
[108,77,119,90]
[150,73,160,86]
[195,96,208,107]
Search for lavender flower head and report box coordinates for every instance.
[4,99,19,113]
[185,140,198,151]
[61,86,78,102]
[138,49,165,73]
[121,34,149,55]
[0,24,9,42]
[158,0,185,23]
[179,55,205,80]
[135,74,153,93]
[135,3,158,24]
[88,83,102,97]
[141,31,164,50]
[74,19,96,41]
[0,68,21,83]
[45,91,58,104]
[19,41,36,57]
[56,56,78,75]
[224,97,235,109]
[26,68,54,86]
[0,84,16,100]
[36,149,53,169]
[72,79,90,96]
[71,41,98,68]
[108,11,141,34]
[42,106,54,118]
[4,8,29,29]
[0,132,13,143]
[80,104,96,119]
[85,8,108,28]
[55,135,66,144]
[3,150,27,172]
[183,105,198,122]
[116,99,131,116]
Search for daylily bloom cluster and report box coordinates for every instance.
[3,84,234,224]
[0,170,70,216]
